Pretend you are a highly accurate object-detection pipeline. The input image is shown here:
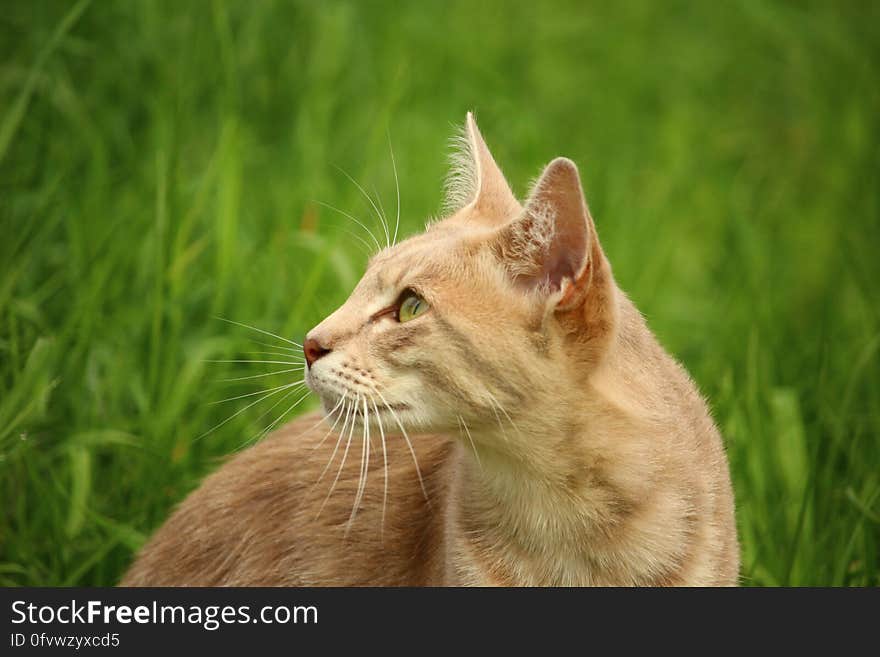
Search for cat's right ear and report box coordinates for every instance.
[491,156,615,313]
[443,112,520,224]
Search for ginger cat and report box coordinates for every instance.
[122,114,739,586]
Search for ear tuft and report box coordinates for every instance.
[442,112,520,224]
[443,115,480,215]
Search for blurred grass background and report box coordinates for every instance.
[1,0,878,586]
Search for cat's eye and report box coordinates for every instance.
[397,292,429,323]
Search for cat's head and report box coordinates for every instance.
[304,113,618,441]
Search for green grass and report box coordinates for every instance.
[1,0,878,586]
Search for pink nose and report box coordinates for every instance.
[303,336,331,368]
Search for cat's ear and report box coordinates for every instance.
[443,112,520,224]
[492,157,610,311]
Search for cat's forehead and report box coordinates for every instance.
[363,224,470,292]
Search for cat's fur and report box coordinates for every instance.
[122,114,739,586]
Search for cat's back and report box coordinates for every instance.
[121,412,454,586]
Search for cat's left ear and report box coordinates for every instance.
[491,157,610,311]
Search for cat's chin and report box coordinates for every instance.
[318,395,417,430]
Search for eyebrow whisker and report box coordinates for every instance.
[314,200,382,253]
[334,166,391,250]
[388,131,401,247]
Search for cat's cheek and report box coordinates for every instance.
[406,395,455,432]
[376,376,445,430]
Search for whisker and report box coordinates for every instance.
[232,393,342,456]
[335,225,375,257]
[250,340,301,354]
[346,396,371,534]
[232,386,304,452]
[314,200,382,253]
[218,367,304,383]
[195,381,301,441]
[208,380,304,405]
[388,132,401,246]
[371,182,392,249]
[318,393,361,518]
[312,396,348,451]
[371,396,389,540]
[241,350,307,360]
[457,414,482,471]
[243,388,313,448]
[205,359,303,366]
[486,390,520,436]
[315,397,354,485]
[214,316,303,348]
[486,394,509,442]
[372,387,429,504]
[356,398,370,515]
[334,166,390,249]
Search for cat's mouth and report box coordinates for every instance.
[323,394,409,418]
[307,370,411,426]
[320,396,413,432]
[311,382,408,417]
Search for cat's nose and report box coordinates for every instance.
[303,336,331,369]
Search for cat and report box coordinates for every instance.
[122,113,739,586]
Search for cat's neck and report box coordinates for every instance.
[443,408,615,585]
[442,322,679,586]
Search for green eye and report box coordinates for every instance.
[398,293,429,322]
